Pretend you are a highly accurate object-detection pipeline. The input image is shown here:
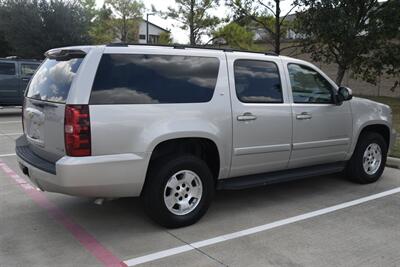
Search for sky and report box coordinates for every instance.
[95,0,297,44]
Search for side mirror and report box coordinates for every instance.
[336,86,353,104]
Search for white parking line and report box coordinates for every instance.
[0,121,20,124]
[0,133,22,136]
[124,187,400,266]
[0,153,16,157]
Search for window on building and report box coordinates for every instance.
[139,35,146,40]
[149,35,159,44]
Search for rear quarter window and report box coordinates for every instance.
[21,63,40,76]
[90,54,220,104]
[26,58,83,103]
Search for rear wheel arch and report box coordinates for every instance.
[141,154,215,227]
[146,137,221,185]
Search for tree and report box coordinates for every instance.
[351,0,400,91]
[79,0,97,22]
[0,0,91,58]
[228,0,299,54]
[39,0,91,47]
[159,32,173,45]
[295,0,400,86]
[212,22,254,50]
[105,0,144,43]
[89,5,116,44]
[156,0,220,45]
[0,31,12,57]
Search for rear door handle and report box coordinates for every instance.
[296,112,312,120]
[237,112,257,121]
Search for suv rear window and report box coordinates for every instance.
[26,58,83,103]
[90,54,220,104]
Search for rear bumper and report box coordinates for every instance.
[16,136,149,197]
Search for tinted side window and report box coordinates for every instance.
[0,62,16,75]
[90,54,220,104]
[21,63,39,76]
[26,58,83,103]
[288,64,334,104]
[234,60,283,103]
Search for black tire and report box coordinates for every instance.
[141,154,215,228]
[346,132,387,184]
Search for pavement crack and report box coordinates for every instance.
[166,230,229,267]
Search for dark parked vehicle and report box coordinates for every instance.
[0,57,40,106]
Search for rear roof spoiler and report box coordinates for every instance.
[44,49,86,61]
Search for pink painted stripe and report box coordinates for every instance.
[0,160,126,267]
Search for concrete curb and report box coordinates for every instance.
[387,157,400,169]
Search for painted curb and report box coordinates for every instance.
[387,157,400,169]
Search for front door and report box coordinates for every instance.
[227,55,292,177]
[286,63,352,168]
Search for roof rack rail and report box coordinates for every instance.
[0,57,41,61]
[106,42,128,47]
[105,43,279,56]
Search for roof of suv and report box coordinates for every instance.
[47,44,281,58]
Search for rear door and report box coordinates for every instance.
[0,61,19,105]
[23,51,85,162]
[227,54,292,177]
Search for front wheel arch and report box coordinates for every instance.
[352,124,390,157]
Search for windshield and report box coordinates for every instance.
[26,57,83,103]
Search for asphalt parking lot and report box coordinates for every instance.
[1,107,400,267]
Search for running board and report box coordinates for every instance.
[217,162,346,190]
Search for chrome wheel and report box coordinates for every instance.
[363,143,382,175]
[163,170,203,216]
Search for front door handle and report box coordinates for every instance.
[296,112,312,120]
[237,112,257,121]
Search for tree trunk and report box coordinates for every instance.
[190,28,195,45]
[121,15,127,42]
[336,66,346,86]
[189,0,195,45]
[274,0,281,55]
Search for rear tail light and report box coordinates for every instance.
[64,105,91,157]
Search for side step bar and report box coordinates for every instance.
[217,162,346,190]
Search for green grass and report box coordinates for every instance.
[357,96,400,158]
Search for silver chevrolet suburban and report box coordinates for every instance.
[16,44,397,227]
